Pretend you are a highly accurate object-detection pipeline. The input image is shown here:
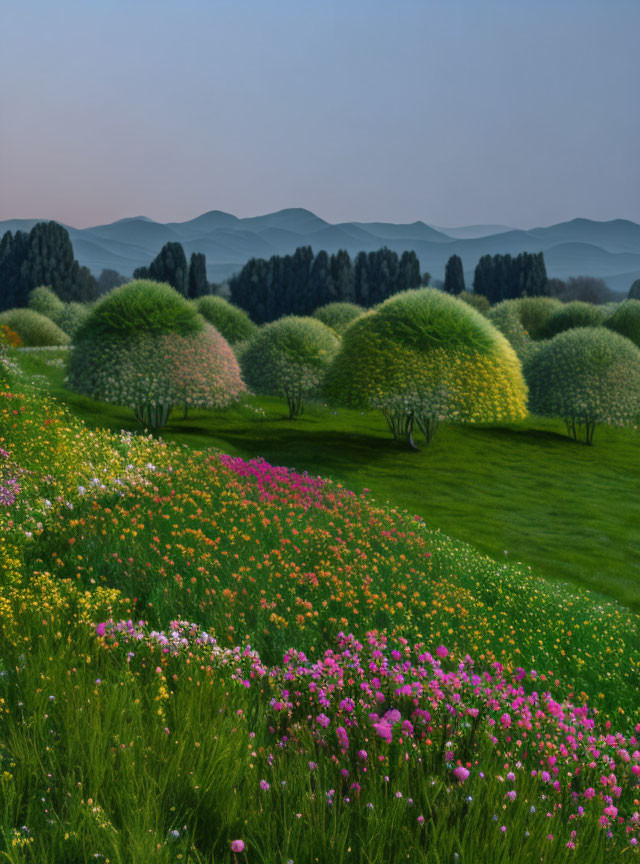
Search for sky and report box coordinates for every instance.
[2,0,639,229]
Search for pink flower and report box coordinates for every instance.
[336,726,349,750]
[436,645,448,659]
[231,839,245,853]
[604,805,618,818]
[357,749,368,762]
[383,709,402,725]
[453,766,470,783]
[373,722,393,743]
[316,713,330,728]
[95,622,106,637]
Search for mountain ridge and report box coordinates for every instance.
[1,210,638,293]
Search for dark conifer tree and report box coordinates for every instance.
[188,252,208,299]
[443,254,465,295]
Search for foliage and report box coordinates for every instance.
[68,322,244,429]
[604,299,640,348]
[2,368,640,861]
[68,281,242,428]
[630,279,640,300]
[74,279,203,340]
[514,296,563,339]
[28,284,65,320]
[457,290,490,315]
[28,284,90,336]
[134,242,189,296]
[197,295,258,344]
[188,251,208,298]
[325,288,528,446]
[539,301,607,339]
[96,267,127,295]
[312,301,365,334]
[0,307,70,346]
[443,254,465,294]
[524,327,640,444]
[474,252,548,303]
[548,276,614,305]
[230,246,421,324]
[0,221,98,308]
[241,316,339,417]
[488,300,532,359]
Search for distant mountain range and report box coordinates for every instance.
[1,209,639,294]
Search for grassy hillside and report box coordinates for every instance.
[2,355,640,863]
[18,348,640,609]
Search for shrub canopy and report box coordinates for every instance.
[0,308,70,347]
[524,327,640,444]
[28,285,65,320]
[515,296,562,340]
[604,299,640,348]
[539,301,606,339]
[457,291,490,316]
[197,295,258,344]
[68,281,243,428]
[325,288,528,446]
[241,316,340,418]
[312,302,365,334]
[74,279,202,341]
[488,300,532,359]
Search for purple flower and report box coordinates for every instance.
[231,839,245,853]
[316,713,330,728]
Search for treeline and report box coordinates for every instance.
[472,252,548,303]
[229,247,423,323]
[134,242,210,298]
[0,222,101,310]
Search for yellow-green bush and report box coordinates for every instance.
[241,316,340,418]
[197,295,258,344]
[312,302,365,334]
[0,308,70,346]
[524,327,640,444]
[325,288,528,446]
[604,299,640,348]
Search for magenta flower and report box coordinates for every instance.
[373,722,393,743]
[357,749,368,762]
[436,645,448,659]
[231,839,245,853]
[336,726,349,750]
[453,766,470,783]
[95,622,107,637]
[316,713,330,728]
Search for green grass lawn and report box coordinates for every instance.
[18,348,640,609]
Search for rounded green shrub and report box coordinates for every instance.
[524,327,640,444]
[325,288,528,447]
[76,279,202,340]
[0,308,70,347]
[488,300,532,359]
[539,301,606,339]
[458,290,490,316]
[68,280,245,429]
[604,299,640,348]
[515,296,562,340]
[28,285,65,321]
[241,316,340,418]
[312,302,365,335]
[197,296,258,344]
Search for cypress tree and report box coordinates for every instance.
[188,252,208,299]
[330,250,354,302]
[443,254,465,295]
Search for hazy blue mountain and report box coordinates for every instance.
[434,224,514,239]
[1,210,638,292]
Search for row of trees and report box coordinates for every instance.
[134,242,209,298]
[0,222,100,310]
[229,246,423,323]
[472,252,548,303]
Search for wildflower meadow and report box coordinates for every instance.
[1,345,639,863]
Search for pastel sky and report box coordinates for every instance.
[2,0,638,228]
